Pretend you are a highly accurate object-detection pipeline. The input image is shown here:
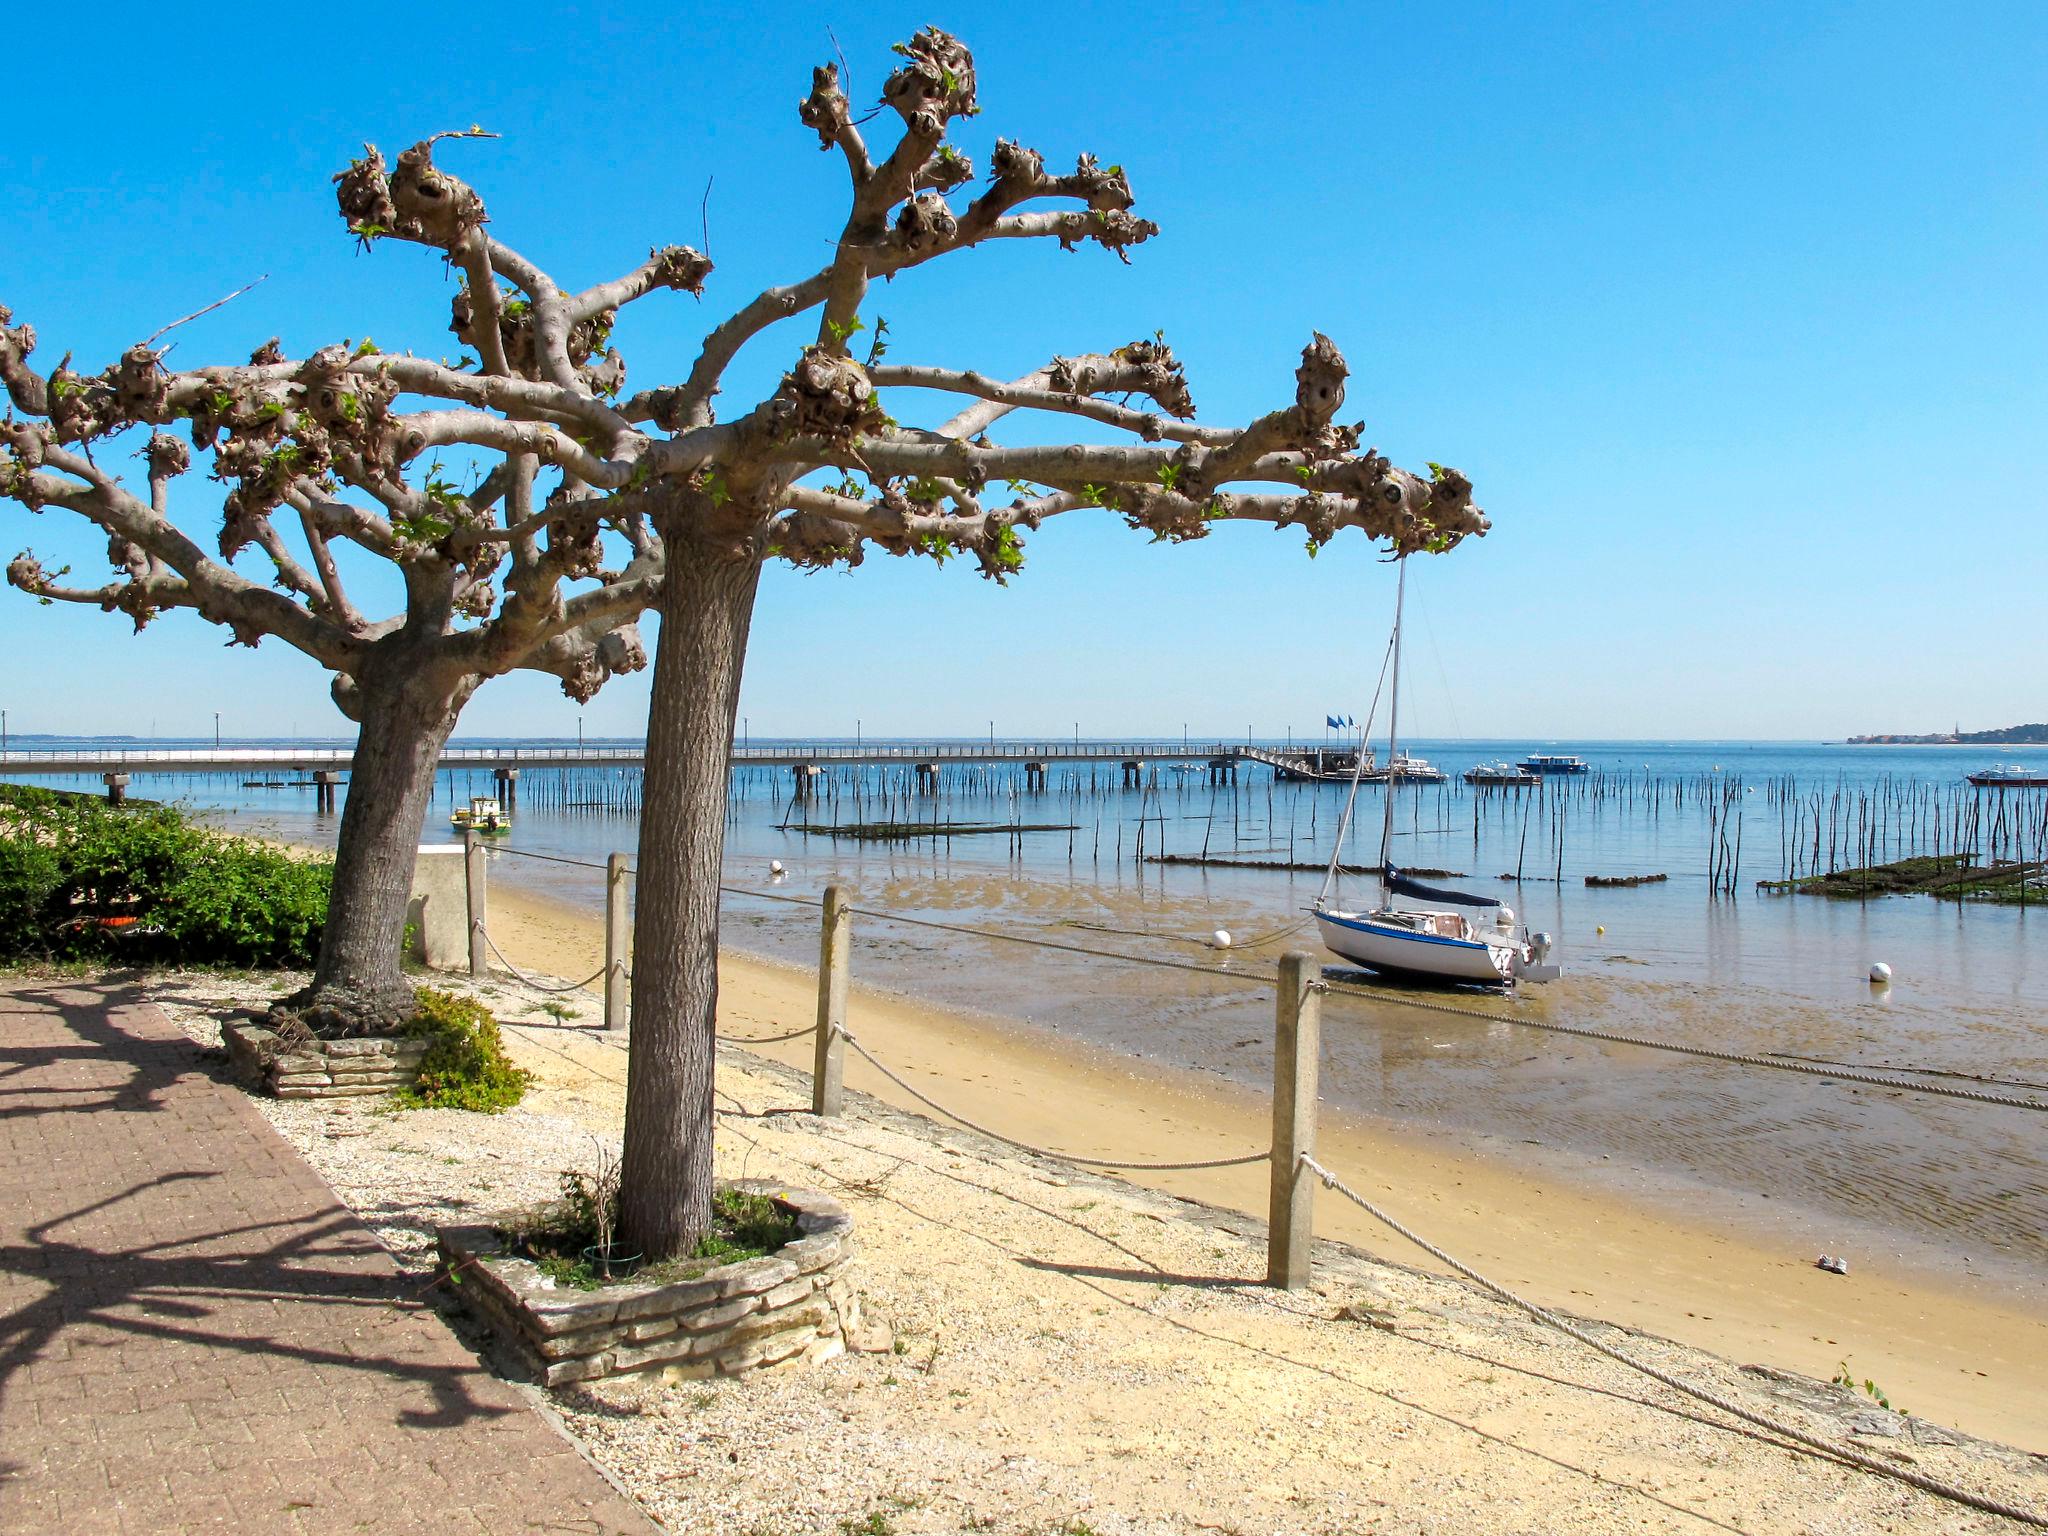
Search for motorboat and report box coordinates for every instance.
[1386,750,1447,784]
[1967,763,2048,787]
[1516,753,1589,775]
[1463,760,1538,786]
[451,795,510,833]
[1312,560,1558,987]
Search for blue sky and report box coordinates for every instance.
[4,1,2043,742]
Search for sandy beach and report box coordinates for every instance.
[480,879,2048,1452]
[137,960,2046,1535]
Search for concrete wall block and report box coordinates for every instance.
[409,844,470,971]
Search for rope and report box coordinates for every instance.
[474,921,609,995]
[1320,981,2048,1114]
[720,1026,816,1046]
[846,905,1266,984]
[481,845,614,872]
[1299,1153,2047,1530]
[839,1029,1268,1173]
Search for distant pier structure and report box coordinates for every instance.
[3,740,1352,798]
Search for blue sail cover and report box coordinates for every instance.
[1388,867,1502,909]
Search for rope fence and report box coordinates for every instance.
[1299,1152,2048,1530]
[457,846,2046,1527]
[839,1029,1270,1173]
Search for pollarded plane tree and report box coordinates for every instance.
[0,131,685,1031]
[610,29,1489,1258]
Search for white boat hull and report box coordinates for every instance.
[1315,908,1520,985]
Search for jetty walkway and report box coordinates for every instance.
[1,740,1263,806]
[0,976,656,1535]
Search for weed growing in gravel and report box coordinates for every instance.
[1832,1359,1906,1415]
[507,1183,798,1289]
[838,1513,894,1536]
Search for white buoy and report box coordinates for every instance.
[1211,929,1233,949]
[1869,962,1892,984]
[769,860,784,876]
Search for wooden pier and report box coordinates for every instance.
[0,740,1272,795]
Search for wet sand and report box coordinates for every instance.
[483,879,2048,1451]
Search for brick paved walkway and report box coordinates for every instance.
[0,977,659,1535]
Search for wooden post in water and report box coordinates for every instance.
[1266,950,1322,1289]
[812,883,850,1116]
[464,828,487,978]
[604,852,630,1032]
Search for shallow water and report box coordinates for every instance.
[13,735,2046,1299]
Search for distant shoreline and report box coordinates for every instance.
[1848,724,2048,746]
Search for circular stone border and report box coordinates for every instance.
[437,1180,860,1385]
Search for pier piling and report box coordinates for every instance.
[1266,951,1323,1290]
[604,853,630,1032]
[463,829,487,978]
[812,883,850,1116]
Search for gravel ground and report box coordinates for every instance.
[141,966,2046,1536]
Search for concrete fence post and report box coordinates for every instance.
[604,853,630,1032]
[464,829,487,978]
[1266,950,1323,1289]
[812,883,850,1116]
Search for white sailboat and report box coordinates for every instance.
[1312,560,1558,987]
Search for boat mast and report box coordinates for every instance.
[1316,612,1398,909]
[1378,557,1409,896]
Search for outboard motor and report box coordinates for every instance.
[1529,931,1554,962]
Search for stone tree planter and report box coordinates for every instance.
[222,1019,428,1099]
[438,1181,860,1385]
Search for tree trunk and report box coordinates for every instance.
[284,654,472,1036]
[618,534,762,1261]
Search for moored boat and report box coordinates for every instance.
[1386,750,1447,784]
[1517,753,1589,775]
[1463,760,1538,786]
[1312,561,1559,988]
[1967,763,2048,788]
[451,795,511,833]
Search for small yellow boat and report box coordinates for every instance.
[451,795,510,834]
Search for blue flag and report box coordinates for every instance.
[1326,715,1340,729]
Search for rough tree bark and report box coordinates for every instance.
[289,654,477,1031]
[618,525,761,1257]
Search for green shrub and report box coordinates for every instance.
[0,833,64,955]
[396,987,532,1112]
[0,786,330,968]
